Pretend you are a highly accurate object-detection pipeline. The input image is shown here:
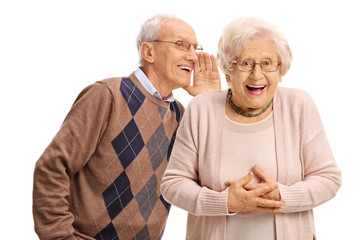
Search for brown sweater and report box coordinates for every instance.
[33,73,184,240]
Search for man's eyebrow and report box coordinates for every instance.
[175,38,197,43]
[172,34,194,41]
[172,36,186,41]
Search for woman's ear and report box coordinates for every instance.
[225,74,232,88]
[141,42,155,64]
[226,74,230,83]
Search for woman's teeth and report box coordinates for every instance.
[246,85,266,91]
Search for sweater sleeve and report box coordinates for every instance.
[33,82,113,240]
[278,92,342,213]
[160,98,229,216]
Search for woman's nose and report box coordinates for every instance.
[250,64,264,80]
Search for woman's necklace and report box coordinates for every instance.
[227,89,273,117]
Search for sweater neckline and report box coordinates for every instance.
[224,111,274,133]
[129,72,177,109]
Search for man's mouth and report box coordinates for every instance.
[246,84,266,96]
[178,65,192,73]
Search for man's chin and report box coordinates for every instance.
[181,78,192,88]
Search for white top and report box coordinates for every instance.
[220,112,277,240]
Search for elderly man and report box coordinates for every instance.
[33,14,220,240]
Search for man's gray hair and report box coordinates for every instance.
[136,14,176,64]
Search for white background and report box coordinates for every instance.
[1,0,359,239]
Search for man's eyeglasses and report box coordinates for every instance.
[151,40,203,51]
[232,59,281,72]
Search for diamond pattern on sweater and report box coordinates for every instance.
[167,128,177,162]
[167,102,181,162]
[94,222,119,240]
[102,172,134,220]
[135,174,158,221]
[131,225,150,240]
[146,123,170,171]
[94,77,182,240]
[120,78,145,116]
[169,101,181,122]
[111,118,145,169]
[157,106,167,120]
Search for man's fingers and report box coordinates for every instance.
[199,52,207,71]
[193,52,201,72]
[196,52,213,73]
[210,54,218,72]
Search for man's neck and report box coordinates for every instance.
[140,66,173,100]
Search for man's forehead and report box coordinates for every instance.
[159,18,197,41]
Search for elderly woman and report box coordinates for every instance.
[160,17,341,240]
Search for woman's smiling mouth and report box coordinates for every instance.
[246,84,266,96]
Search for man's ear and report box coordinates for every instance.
[141,42,155,64]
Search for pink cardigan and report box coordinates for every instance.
[160,87,341,240]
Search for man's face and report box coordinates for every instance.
[151,18,198,93]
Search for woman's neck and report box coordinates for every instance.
[225,101,273,124]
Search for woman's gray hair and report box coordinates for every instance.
[217,17,292,76]
[136,14,176,64]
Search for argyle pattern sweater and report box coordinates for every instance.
[33,73,184,240]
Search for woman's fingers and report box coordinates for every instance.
[256,196,284,209]
[227,177,283,213]
[253,206,283,213]
[251,183,278,197]
[226,172,253,187]
[253,164,272,182]
[243,183,265,190]
[226,167,283,213]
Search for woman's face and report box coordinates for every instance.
[227,39,282,113]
